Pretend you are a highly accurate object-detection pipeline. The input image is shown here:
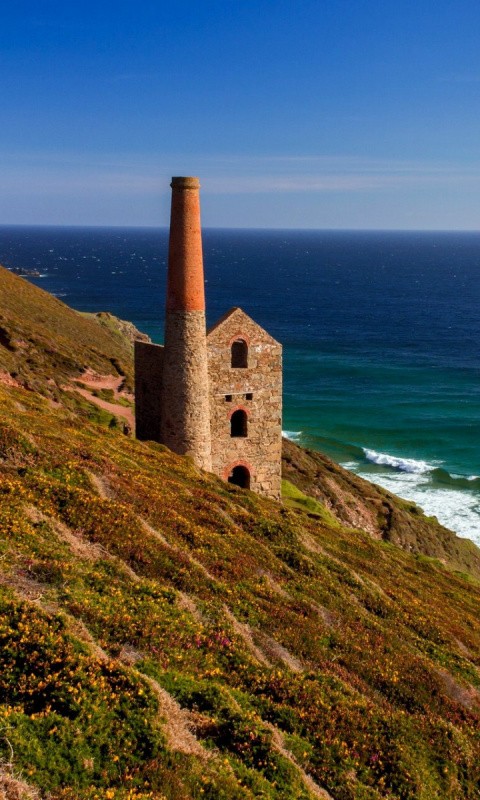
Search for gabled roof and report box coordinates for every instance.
[207,306,281,347]
[206,306,241,335]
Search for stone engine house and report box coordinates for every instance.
[135,177,282,500]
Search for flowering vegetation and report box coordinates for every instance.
[0,265,135,395]
[0,381,479,800]
[0,267,479,799]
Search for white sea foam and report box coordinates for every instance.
[340,461,359,471]
[282,430,303,442]
[363,448,433,474]
[343,447,479,540]
[353,467,480,545]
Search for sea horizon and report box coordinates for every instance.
[4,223,480,233]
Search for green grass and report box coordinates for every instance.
[1,269,480,799]
[281,479,339,526]
[0,265,134,392]
[0,384,479,799]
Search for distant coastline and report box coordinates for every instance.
[8,266,41,277]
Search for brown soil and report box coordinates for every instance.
[68,369,135,430]
[0,371,22,389]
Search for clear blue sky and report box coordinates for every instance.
[2,0,480,228]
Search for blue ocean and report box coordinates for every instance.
[1,226,479,543]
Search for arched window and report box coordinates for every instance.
[231,339,248,368]
[230,409,248,437]
[228,465,250,490]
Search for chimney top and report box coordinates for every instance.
[170,177,200,190]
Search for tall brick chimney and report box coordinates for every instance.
[159,177,212,470]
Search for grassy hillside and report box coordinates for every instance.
[0,268,479,799]
[0,265,135,394]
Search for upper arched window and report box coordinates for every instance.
[230,409,248,438]
[231,339,248,368]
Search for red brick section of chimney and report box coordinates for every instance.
[167,177,205,312]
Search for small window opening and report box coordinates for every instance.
[228,465,250,490]
[230,409,248,438]
[225,394,232,402]
[231,339,248,368]
[245,393,253,400]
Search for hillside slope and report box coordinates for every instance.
[0,268,479,800]
[282,438,480,581]
[0,265,136,394]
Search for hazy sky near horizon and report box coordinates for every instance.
[2,1,480,229]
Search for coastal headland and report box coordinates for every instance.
[0,264,479,799]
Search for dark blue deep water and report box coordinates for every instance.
[1,226,479,540]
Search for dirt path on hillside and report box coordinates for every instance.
[80,368,134,399]
[73,387,135,430]
[68,369,135,431]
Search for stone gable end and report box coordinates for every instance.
[207,306,280,348]
[207,307,282,500]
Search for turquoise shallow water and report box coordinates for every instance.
[282,348,480,541]
[0,226,479,541]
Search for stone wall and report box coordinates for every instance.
[134,341,164,442]
[207,307,282,500]
[160,309,212,471]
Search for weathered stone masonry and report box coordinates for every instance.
[134,340,164,443]
[135,177,282,500]
[161,309,212,471]
[207,308,282,499]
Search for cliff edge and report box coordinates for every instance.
[282,437,480,581]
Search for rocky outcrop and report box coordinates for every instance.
[90,311,151,348]
[282,436,480,581]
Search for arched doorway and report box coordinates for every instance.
[228,465,250,489]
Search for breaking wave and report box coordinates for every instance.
[363,448,433,474]
[431,468,480,490]
[282,430,303,442]
[350,449,480,541]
